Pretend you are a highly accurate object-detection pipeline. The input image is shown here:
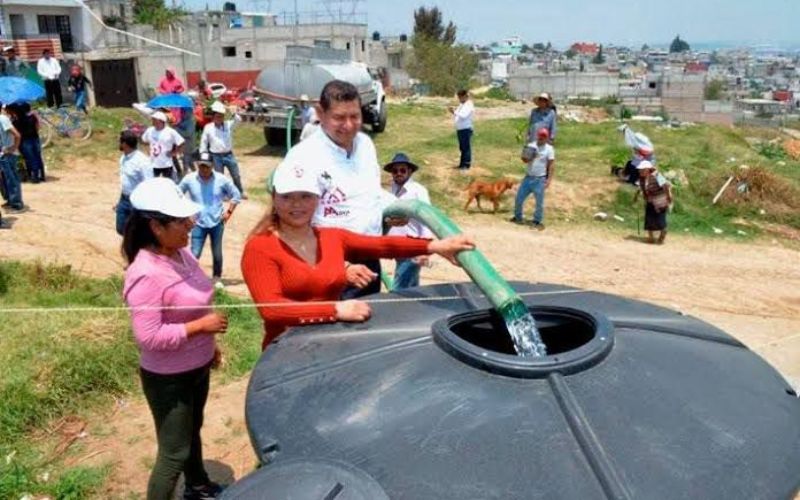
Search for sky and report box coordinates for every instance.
[184,0,800,48]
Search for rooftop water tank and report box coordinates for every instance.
[225,282,800,499]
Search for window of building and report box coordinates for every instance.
[346,42,351,51]
[648,81,657,90]
[37,15,73,52]
[119,4,126,19]
[223,46,237,57]
[361,39,365,52]
[245,50,253,59]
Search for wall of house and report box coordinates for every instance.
[1,5,85,52]
[509,70,619,99]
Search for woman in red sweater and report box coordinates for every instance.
[241,164,474,350]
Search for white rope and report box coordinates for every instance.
[0,289,587,315]
[75,0,200,57]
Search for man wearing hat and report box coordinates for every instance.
[526,92,557,144]
[384,152,433,290]
[512,127,555,230]
[3,47,28,77]
[179,153,241,287]
[141,111,185,179]
[199,101,246,198]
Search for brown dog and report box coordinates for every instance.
[464,178,516,213]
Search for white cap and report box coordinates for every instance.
[210,101,226,114]
[636,160,655,170]
[272,162,321,195]
[130,178,202,217]
[151,111,168,122]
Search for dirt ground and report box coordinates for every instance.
[2,153,799,498]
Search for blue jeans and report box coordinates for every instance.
[191,223,225,278]
[115,194,132,236]
[392,258,420,290]
[0,154,23,209]
[514,175,546,224]
[20,137,44,182]
[457,128,472,168]
[75,89,88,112]
[210,152,244,195]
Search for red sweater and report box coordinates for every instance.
[241,227,431,348]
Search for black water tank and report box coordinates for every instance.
[227,282,800,500]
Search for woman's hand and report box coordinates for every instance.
[335,300,372,322]
[187,311,228,337]
[427,235,475,266]
[345,264,377,289]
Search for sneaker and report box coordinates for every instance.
[8,205,28,214]
[214,280,225,290]
[240,193,249,200]
[508,217,523,224]
[532,222,545,231]
[183,481,224,500]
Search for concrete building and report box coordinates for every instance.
[1,1,371,106]
[508,68,618,100]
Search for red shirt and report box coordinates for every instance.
[241,227,430,348]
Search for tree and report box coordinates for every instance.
[407,7,477,96]
[641,43,650,52]
[564,48,576,59]
[133,0,185,30]
[413,6,456,45]
[593,44,605,64]
[407,37,478,96]
[669,35,691,53]
[532,42,546,52]
[704,79,725,100]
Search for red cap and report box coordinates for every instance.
[536,127,550,138]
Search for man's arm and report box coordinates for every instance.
[222,178,241,223]
[3,125,21,154]
[199,125,210,154]
[545,159,555,188]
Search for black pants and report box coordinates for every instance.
[140,363,212,500]
[153,167,174,179]
[44,79,63,108]
[340,259,382,299]
[457,128,473,169]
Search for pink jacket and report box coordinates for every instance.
[158,75,185,95]
[123,248,215,374]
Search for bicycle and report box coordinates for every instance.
[38,106,92,147]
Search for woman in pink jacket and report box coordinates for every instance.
[157,67,185,95]
[122,178,226,500]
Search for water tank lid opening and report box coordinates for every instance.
[433,306,614,379]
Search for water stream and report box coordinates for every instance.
[500,299,547,357]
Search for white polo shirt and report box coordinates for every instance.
[453,99,475,130]
[387,179,433,239]
[141,125,185,169]
[278,130,391,236]
[199,115,241,154]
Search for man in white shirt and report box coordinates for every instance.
[512,127,555,230]
[199,101,246,198]
[116,130,154,235]
[449,89,474,170]
[36,49,63,108]
[274,80,393,298]
[384,153,433,290]
[141,111,185,180]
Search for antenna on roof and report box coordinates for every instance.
[321,0,364,23]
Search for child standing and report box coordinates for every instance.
[384,152,433,290]
[67,65,91,114]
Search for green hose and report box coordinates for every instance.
[286,106,296,151]
[382,199,529,324]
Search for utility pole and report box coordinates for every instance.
[197,12,208,80]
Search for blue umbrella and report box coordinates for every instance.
[147,93,194,109]
[0,76,45,104]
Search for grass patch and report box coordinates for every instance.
[0,260,263,498]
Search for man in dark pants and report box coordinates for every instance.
[36,49,63,108]
[449,89,475,170]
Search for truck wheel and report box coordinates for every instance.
[373,101,387,133]
[265,127,286,147]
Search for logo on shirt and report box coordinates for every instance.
[293,165,304,178]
